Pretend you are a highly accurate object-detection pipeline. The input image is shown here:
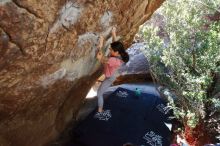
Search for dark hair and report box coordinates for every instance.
[123,143,135,146]
[110,41,129,63]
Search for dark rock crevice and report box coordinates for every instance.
[61,23,71,31]
[0,26,25,56]
[11,0,43,19]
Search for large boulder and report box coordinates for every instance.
[0,0,165,146]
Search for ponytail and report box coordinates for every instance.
[120,50,129,63]
[110,41,129,63]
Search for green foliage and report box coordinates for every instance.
[140,0,220,129]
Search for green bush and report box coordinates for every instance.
[140,0,220,130]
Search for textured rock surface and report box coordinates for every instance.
[0,0,164,146]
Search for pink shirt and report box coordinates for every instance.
[104,57,122,78]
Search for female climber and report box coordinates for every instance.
[96,27,129,113]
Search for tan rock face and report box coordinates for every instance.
[0,0,164,146]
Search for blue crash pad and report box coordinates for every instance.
[67,87,172,146]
